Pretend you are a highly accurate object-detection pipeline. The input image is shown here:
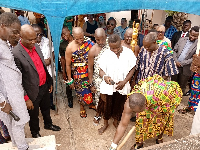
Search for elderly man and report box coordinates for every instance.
[156,25,173,54]
[97,34,136,134]
[114,18,129,40]
[0,12,29,150]
[88,28,108,124]
[110,75,182,150]
[12,24,61,138]
[131,32,179,89]
[121,28,140,57]
[65,27,94,118]
[171,20,191,49]
[171,26,199,96]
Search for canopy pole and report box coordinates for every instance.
[47,21,58,114]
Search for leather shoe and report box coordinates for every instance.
[44,124,61,131]
[32,133,41,138]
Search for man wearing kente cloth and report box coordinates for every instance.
[110,74,182,150]
[65,27,95,118]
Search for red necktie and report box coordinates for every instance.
[182,33,185,37]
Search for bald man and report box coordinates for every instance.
[12,24,61,138]
[121,28,140,56]
[131,32,179,89]
[65,27,95,118]
[110,75,182,150]
[88,28,108,124]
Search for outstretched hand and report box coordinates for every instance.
[116,81,126,90]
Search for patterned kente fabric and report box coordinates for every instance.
[157,40,173,54]
[135,45,179,83]
[93,42,109,105]
[71,37,94,105]
[128,74,182,143]
[189,73,200,111]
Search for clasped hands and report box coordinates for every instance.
[104,76,126,90]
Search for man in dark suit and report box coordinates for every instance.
[171,26,199,95]
[171,20,191,49]
[12,24,61,138]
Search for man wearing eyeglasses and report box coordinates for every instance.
[32,24,56,110]
[12,24,61,138]
[106,17,119,38]
[0,12,29,150]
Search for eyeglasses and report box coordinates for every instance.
[36,33,43,37]
[157,31,165,34]
[107,22,115,26]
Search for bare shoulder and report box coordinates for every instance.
[89,43,98,56]
[124,98,133,114]
[66,40,75,52]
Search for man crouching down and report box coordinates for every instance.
[110,74,182,150]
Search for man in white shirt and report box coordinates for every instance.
[32,24,55,109]
[97,34,136,134]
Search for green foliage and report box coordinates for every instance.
[165,10,178,16]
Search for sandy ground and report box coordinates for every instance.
[21,74,194,150]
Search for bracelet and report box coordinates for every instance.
[0,101,6,109]
[102,74,107,81]
[109,142,117,150]
[66,78,74,85]
[87,83,94,88]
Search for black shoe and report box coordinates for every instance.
[68,98,73,108]
[44,124,61,131]
[51,104,55,110]
[32,133,41,138]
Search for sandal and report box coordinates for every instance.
[93,116,101,126]
[156,138,163,144]
[80,110,87,118]
[130,143,143,150]
[89,104,97,111]
[178,107,191,114]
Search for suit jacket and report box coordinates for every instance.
[173,37,197,76]
[12,43,53,102]
[171,31,189,49]
[0,39,29,125]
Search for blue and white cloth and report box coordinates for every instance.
[165,25,177,40]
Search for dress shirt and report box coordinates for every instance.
[181,31,188,38]
[178,39,193,62]
[20,42,46,86]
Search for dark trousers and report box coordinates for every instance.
[171,67,190,94]
[66,84,73,101]
[28,83,52,135]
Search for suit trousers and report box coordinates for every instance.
[171,67,190,94]
[28,82,52,135]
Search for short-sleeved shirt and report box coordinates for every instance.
[59,40,69,57]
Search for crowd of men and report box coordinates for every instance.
[0,10,200,150]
